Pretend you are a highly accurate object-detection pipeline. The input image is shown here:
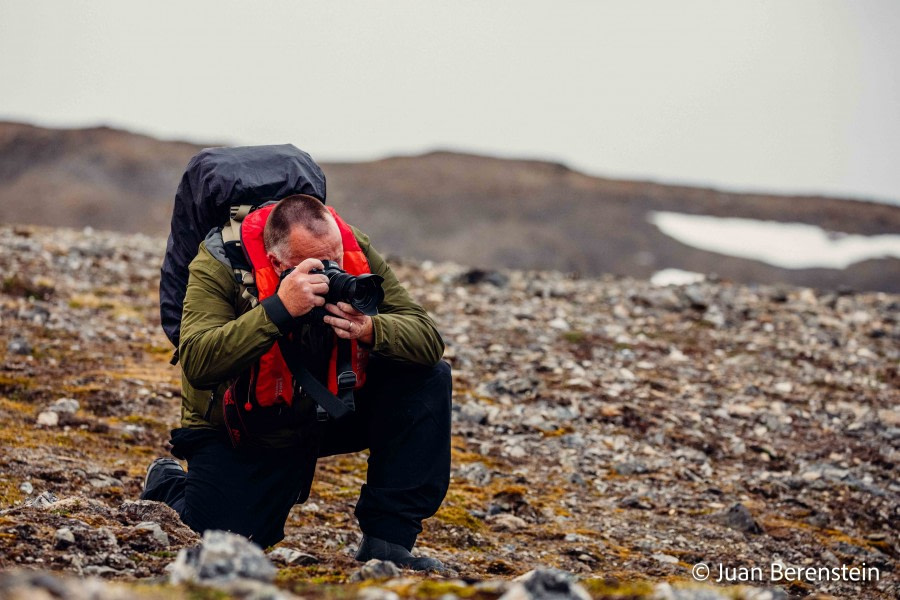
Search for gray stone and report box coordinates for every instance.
[349,559,401,582]
[82,565,121,578]
[88,474,123,489]
[652,553,679,564]
[702,305,725,328]
[54,527,75,549]
[641,289,683,310]
[549,318,570,331]
[134,521,169,547]
[458,461,492,486]
[358,587,401,600]
[49,397,80,414]
[36,411,59,427]
[25,491,59,508]
[19,481,33,495]
[500,568,591,600]
[618,495,653,510]
[0,571,69,598]
[682,285,711,310]
[714,503,763,534]
[7,337,32,355]
[215,579,299,599]
[169,529,277,585]
[268,546,319,566]
[487,513,527,532]
[459,269,508,287]
[651,583,727,599]
[613,461,649,475]
[457,402,489,425]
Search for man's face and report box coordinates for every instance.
[269,219,344,274]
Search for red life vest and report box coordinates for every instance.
[239,204,370,407]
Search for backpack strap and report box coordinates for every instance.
[219,202,278,308]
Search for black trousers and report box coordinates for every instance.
[142,359,452,549]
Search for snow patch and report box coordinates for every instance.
[649,211,900,269]
[650,268,706,286]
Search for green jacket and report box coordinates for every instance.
[178,225,444,441]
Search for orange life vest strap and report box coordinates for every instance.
[239,204,370,407]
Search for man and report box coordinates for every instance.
[142,194,451,571]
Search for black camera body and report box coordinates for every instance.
[280,260,385,321]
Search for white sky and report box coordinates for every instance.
[1,1,899,205]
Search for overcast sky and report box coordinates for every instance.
[1,1,898,205]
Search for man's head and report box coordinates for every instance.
[264,194,343,273]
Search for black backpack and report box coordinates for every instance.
[159,144,327,358]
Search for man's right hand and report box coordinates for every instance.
[276,258,329,317]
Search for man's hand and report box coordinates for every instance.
[324,302,374,345]
[276,258,329,317]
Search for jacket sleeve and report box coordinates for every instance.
[178,243,283,389]
[353,227,445,366]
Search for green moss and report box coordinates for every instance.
[581,577,655,597]
[435,505,484,531]
[182,584,230,600]
[276,565,347,586]
[0,376,35,402]
[145,344,174,355]
[0,479,23,507]
[412,580,477,598]
[562,330,587,343]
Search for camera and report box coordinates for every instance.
[281,260,385,318]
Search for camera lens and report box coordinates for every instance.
[349,275,385,316]
[312,261,385,317]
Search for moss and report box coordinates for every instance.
[277,566,352,595]
[112,414,168,433]
[435,505,483,531]
[0,377,36,402]
[0,397,34,415]
[562,330,587,343]
[541,426,574,438]
[581,576,655,597]
[492,484,528,498]
[0,479,24,507]
[181,584,231,600]
[2,274,54,300]
[145,344,173,355]
[413,580,477,598]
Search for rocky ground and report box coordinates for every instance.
[0,224,896,599]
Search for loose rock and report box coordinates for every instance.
[500,568,591,600]
[350,559,402,582]
[169,529,276,585]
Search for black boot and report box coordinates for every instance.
[355,534,444,572]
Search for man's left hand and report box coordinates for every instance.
[324,302,374,345]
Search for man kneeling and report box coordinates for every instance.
[142,195,451,571]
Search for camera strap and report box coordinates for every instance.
[277,338,352,420]
[335,338,357,411]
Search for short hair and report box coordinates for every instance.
[263,194,331,259]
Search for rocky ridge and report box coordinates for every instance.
[0,224,897,599]
[3,120,900,293]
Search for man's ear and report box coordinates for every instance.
[267,252,283,273]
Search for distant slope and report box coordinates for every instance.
[0,122,201,233]
[1,121,899,291]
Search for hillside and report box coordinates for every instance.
[2,121,899,292]
[0,224,896,599]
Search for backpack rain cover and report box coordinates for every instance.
[160,144,327,349]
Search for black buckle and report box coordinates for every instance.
[337,371,357,390]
